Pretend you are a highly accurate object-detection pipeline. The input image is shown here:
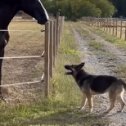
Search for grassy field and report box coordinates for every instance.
[94,26,126,48]
[0,21,108,126]
[2,21,45,102]
[79,21,126,48]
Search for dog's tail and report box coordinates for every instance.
[119,79,126,90]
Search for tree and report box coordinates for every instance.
[90,0,115,17]
[42,0,115,20]
[79,0,101,17]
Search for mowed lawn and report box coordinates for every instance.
[2,20,45,102]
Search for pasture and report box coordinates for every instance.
[1,19,126,126]
[0,21,108,126]
[2,20,45,102]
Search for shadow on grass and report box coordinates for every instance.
[25,109,107,126]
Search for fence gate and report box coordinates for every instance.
[0,16,64,100]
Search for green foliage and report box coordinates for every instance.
[90,0,115,17]
[42,0,115,20]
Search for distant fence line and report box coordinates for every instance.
[83,17,126,41]
[0,16,64,98]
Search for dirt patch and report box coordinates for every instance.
[72,24,126,125]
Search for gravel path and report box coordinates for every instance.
[72,26,126,126]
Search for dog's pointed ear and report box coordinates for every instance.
[77,62,85,70]
[80,62,85,66]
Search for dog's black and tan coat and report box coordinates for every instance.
[65,62,126,113]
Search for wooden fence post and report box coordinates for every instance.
[103,18,105,31]
[99,18,100,28]
[103,19,105,31]
[100,18,102,29]
[58,17,61,44]
[105,18,107,32]
[45,22,50,98]
[105,18,107,31]
[100,18,102,28]
[44,16,64,97]
[112,18,115,35]
[56,15,60,53]
[104,19,106,31]
[60,16,65,36]
[101,18,103,30]
[116,18,118,37]
[120,19,123,39]
[96,18,98,27]
[109,18,111,34]
[125,23,126,41]
[107,18,109,33]
[49,21,54,78]
[97,18,99,28]
[53,20,56,66]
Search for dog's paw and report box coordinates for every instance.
[78,109,85,113]
[117,109,124,113]
[102,111,110,116]
[89,108,93,113]
[80,106,85,111]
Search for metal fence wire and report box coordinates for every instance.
[0,16,64,98]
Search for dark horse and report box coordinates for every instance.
[0,0,49,100]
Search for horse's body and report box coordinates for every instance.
[0,0,49,100]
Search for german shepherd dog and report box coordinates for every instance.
[64,62,126,113]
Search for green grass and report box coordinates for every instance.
[77,22,126,49]
[52,22,81,105]
[88,26,126,48]
[116,64,126,79]
[94,28,121,43]
[0,22,108,126]
[88,40,104,50]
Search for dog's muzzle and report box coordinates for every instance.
[64,65,73,75]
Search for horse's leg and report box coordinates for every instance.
[0,31,9,101]
[0,49,5,100]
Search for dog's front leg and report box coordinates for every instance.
[80,93,87,111]
[87,95,93,113]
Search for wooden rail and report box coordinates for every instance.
[83,17,126,41]
[0,16,64,98]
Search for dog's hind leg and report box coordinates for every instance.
[117,89,125,112]
[80,94,87,111]
[87,94,93,113]
[105,91,117,113]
